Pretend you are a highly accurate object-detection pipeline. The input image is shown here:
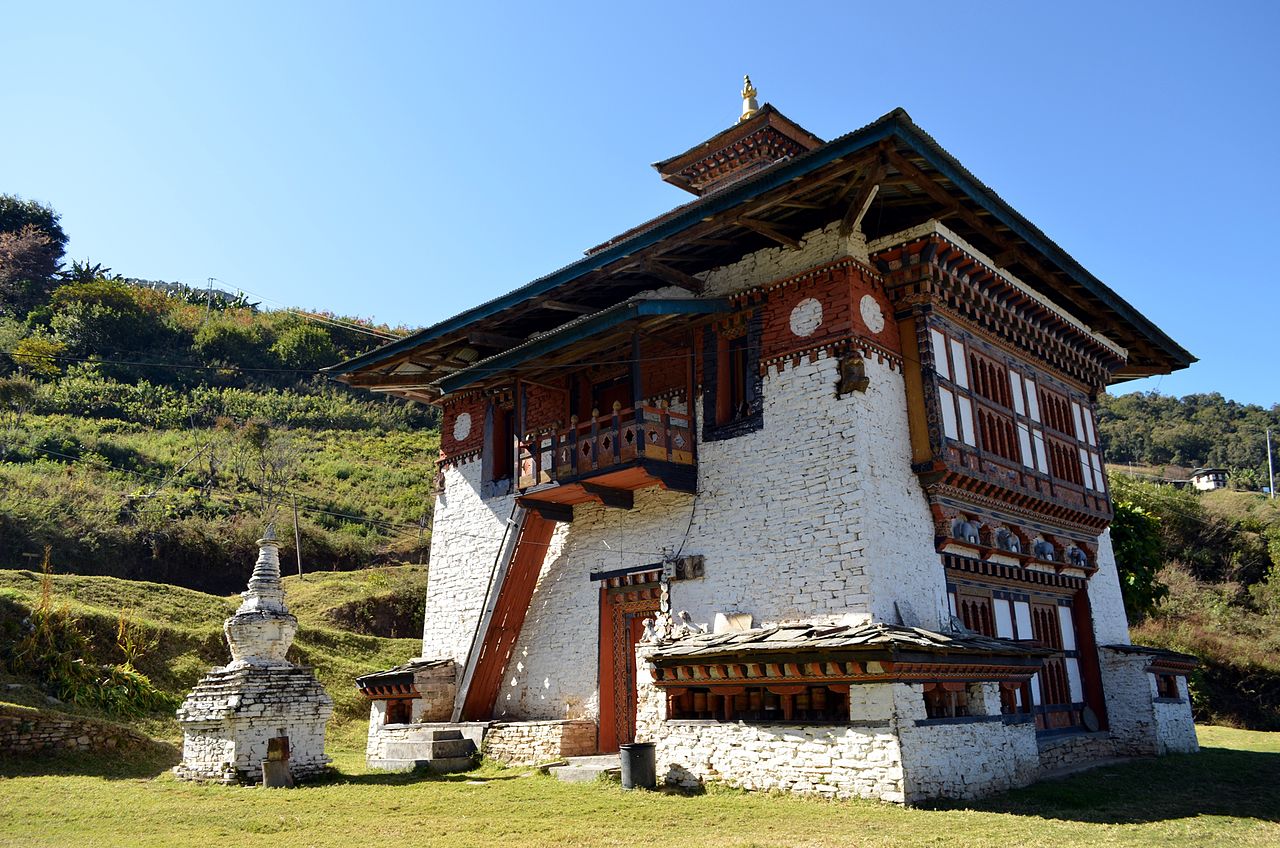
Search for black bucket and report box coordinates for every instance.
[618,742,656,790]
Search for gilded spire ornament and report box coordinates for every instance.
[739,74,759,123]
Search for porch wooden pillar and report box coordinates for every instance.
[631,331,645,457]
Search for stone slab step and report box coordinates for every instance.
[383,739,475,760]
[367,756,475,774]
[546,754,621,783]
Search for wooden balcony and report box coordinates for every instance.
[516,404,696,519]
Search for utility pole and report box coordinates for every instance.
[1268,426,1276,500]
[205,277,214,321]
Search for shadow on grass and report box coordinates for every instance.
[928,745,1280,824]
[316,765,531,787]
[0,743,180,781]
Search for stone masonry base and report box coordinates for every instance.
[482,719,597,765]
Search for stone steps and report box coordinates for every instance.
[367,756,476,774]
[369,727,478,775]
[545,754,621,783]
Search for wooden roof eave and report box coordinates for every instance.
[434,297,732,397]
[326,109,1191,387]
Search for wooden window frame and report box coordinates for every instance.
[702,317,763,442]
[666,684,849,724]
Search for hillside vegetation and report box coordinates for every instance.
[1099,391,1280,489]
[0,195,439,592]
[0,565,427,745]
[1110,475,1280,729]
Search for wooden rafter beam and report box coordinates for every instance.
[581,482,634,510]
[642,258,704,293]
[537,298,596,315]
[345,372,436,388]
[469,330,524,349]
[838,161,887,237]
[736,217,803,250]
[886,149,1150,360]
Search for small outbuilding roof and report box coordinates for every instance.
[650,621,1049,662]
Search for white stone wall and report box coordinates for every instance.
[482,719,597,764]
[1097,650,1157,756]
[495,351,946,721]
[422,461,566,666]
[895,683,1039,802]
[700,222,870,297]
[1087,529,1132,646]
[634,656,906,801]
[635,661,1039,804]
[1153,676,1198,755]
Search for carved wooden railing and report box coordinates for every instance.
[518,403,694,490]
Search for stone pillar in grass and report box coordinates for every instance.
[174,526,333,784]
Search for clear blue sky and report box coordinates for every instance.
[3,2,1276,404]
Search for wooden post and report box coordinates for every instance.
[686,331,698,463]
[611,401,622,465]
[632,331,645,458]
[514,378,524,487]
[291,493,302,577]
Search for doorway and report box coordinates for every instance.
[597,574,661,752]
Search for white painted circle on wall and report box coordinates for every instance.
[860,294,885,334]
[452,412,472,443]
[789,297,823,337]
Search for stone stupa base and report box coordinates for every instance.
[175,664,333,784]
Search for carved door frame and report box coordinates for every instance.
[597,574,661,753]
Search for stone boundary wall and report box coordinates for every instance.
[896,682,1040,802]
[0,704,164,756]
[482,719,596,764]
[656,719,906,801]
[1036,730,1116,772]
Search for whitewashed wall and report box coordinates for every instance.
[497,351,948,720]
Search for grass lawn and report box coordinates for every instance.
[1,725,1277,848]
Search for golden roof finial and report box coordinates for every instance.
[739,74,759,123]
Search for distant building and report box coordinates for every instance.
[1190,468,1229,491]
[331,80,1200,803]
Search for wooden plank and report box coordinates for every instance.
[459,512,558,721]
[838,161,887,236]
[469,330,524,349]
[642,258,704,293]
[736,217,803,250]
[581,482,635,510]
[538,298,597,315]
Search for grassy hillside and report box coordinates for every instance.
[0,396,439,593]
[0,566,427,745]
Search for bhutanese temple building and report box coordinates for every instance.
[329,78,1200,803]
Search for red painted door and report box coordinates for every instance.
[597,577,660,752]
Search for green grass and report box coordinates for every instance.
[0,726,1275,847]
[0,568,427,743]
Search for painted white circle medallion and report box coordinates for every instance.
[789,297,823,337]
[452,412,472,443]
[859,294,885,334]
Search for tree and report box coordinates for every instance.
[0,373,37,461]
[270,324,337,371]
[1110,499,1168,620]
[0,196,67,317]
[11,334,66,378]
[0,225,62,316]
[0,195,67,249]
[226,417,299,525]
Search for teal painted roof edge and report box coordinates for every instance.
[435,297,730,394]
[328,108,1192,378]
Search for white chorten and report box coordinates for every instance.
[175,527,333,783]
